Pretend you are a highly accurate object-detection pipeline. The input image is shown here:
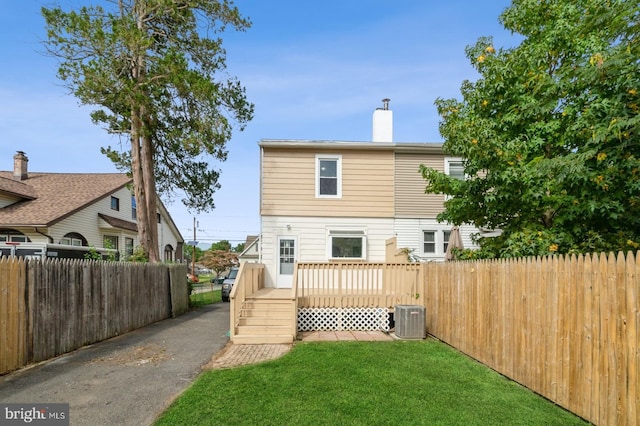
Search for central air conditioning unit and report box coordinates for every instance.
[394,305,426,339]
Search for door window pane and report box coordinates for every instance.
[279,239,295,275]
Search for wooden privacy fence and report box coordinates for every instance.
[425,252,639,426]
[0,257,188,375]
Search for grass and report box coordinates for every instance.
[155,340,587,425]
[189,288,221,307]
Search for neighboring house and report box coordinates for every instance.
[259,100,478,288]
[238,235,260,263]
[0,151,184,261]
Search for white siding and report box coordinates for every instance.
[50,187,137,254]
[394,218,479,262]
[261,216,394,288]
[0,194,20,208]
[45,187,181,260]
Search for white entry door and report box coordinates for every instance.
[276,236,296,288]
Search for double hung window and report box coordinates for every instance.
[445,158,465,180]
[423,230,452,255]
[316,155,342,198]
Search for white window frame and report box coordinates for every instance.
[423,230,436,254]
[422,229,452,256]
[103,235,118,251]
[315,154,342,198]
[444,157,465,201]
[445,157,465,180]
[327,229,366,260]
[60,237,83,246]
[125,237,134,259]
[443,229,451,254]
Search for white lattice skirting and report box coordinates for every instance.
[298,307,390,332]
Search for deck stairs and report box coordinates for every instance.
[231,289,296,344]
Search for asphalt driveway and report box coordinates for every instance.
[0,302,230,426]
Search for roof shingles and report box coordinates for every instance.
[0,172,131,227]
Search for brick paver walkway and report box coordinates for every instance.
[205,331,394,370]
[206,344,292,369]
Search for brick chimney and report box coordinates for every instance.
[13,151,28,181]
[372,98,393,142]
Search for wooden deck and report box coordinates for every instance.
[230,262,425,345]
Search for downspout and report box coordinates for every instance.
[259,146,264,264]
[35,228,54,243]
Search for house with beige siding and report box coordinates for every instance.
[259,101,478,288]
[0,151,184,261]
[238,235,260,263]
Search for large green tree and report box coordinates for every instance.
[421,0,640,258]
[42,0,254,262]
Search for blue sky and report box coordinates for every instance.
[0,1,516,248]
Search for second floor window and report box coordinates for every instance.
[445,158,465,180]
[111,196,120,211]
[316,155,342,198]
[131,196,137,220]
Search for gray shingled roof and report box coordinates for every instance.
[0,171,131,227]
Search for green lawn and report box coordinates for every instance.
[155,340,587,425]
[189,288,221,307]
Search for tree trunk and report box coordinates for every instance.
[130,108,152,261]
[129,0,160,263]
[141,108,160,263]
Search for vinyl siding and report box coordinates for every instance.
[12,186,181,260]
[262,148,394,218]
[261,216,394,287]
[395,152,446,218]
[52,187,138,252]
[394,218,478,262]
[0,194,20,208]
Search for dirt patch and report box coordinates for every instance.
[89,344,172,367]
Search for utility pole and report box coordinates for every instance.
[192,217,197,277]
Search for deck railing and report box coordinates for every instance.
[229,262,265,337]
[294,262,424,309]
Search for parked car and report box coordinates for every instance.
[211,274,226,285]
[221,267,238,302]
